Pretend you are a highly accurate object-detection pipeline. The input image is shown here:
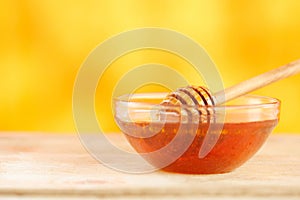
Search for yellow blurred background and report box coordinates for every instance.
[0,0,300,133]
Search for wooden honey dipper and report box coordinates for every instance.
[162,59,300,107]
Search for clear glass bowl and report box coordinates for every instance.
[114,93,280,174]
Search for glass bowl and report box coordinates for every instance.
[114,93,280,174]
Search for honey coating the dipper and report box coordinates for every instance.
[161,86,215,107]
[160,86,216,123]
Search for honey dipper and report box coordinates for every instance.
[162,59,300,107]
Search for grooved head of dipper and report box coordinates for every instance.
[161,86,215,107]
[161,86,215,123]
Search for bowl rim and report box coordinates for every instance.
[114,92,280,110]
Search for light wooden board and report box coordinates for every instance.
[0,133,299,199]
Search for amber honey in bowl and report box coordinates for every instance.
[114,93,280,174]
[116,119,278,174]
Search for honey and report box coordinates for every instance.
[116,119,278,174]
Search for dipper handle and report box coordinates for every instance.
[214,60,300,105]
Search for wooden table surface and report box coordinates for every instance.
[0,133,299,199]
